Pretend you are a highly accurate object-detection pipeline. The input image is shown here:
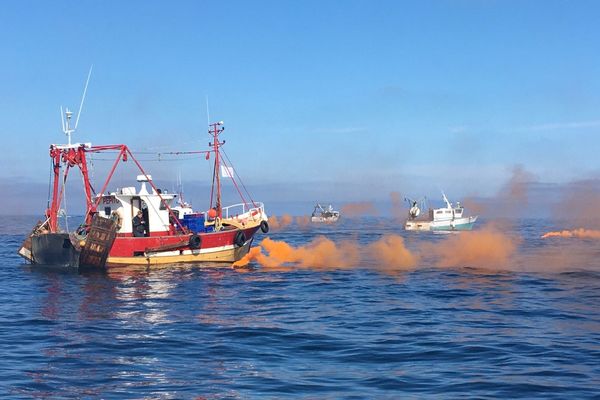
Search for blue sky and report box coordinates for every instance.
[1,1,599,214]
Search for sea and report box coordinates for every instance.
[0,215,599,399]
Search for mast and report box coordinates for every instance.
[209,121,225,217]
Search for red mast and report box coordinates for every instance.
[208,121,225,218]
[46,144,96,232]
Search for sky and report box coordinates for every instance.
[1,0,599,215]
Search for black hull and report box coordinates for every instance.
[31,233,80,267]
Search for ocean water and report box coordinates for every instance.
[0,215,599,399]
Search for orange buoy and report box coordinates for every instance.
[207,208,217,219]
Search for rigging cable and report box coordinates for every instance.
[62,162,70,232]
[46,157,53,211]
[222,148,257,207]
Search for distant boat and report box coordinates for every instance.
[311,203,340,223]
[404,192,477,232]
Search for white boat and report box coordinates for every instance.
[310,203,340,223]
[404,192,477,232]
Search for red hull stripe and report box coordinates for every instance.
[109,226,260,257]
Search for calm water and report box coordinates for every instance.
[1,216,599,399]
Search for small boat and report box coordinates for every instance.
[18,107,269,268]
[404,192,477,232]
[310,203,340,223]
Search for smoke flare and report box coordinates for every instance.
[541,228,600,239]
[232,246,264,268]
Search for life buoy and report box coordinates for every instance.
[234,230,246,247]
[260,220,269,233]
[189,234,202,249]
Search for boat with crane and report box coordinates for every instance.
[310,203,340,223]
[18,84,269,268]
[404,192,477,232]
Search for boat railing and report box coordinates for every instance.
[221,202,266,221]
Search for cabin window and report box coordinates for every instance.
[436,211,443,214]
[104,207,111,215]
[445,210,451,214]
[160,201,167,210]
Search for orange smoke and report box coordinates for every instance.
[551,183,600,229]
[232,246,264,268]
[268,214,293,230]
[390,192,404,222]
[295,215,311,227]
[425,227,518,269]
[505,165,534,203]
[341,202,378,217]
[541,228,600,239]
[494,165,536,218]
[369,235,418,270]
[461,197,486,217]
[234,235,418,271]
[259,236,360,268]
[234,230,517,271]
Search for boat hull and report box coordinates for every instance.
[431,216,477,231]
[22,223,261,269]
[105,239,252,267]
[405,216,478,232]
[311,216,339,223]
[30,233,80,267]
[104,224,261,267]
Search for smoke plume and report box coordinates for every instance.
[268,214,293,230]
[390,192,405,222]
[341,202,378,217]
[541,228,600,240]
[422,226,519,269]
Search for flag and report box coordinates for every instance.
[220,165,234,178]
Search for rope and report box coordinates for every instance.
[62,163,69,232]
[219,156,249,207]
[46,157,53,210]
[221,148,257,208]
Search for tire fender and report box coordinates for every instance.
[234,230,246,247]
[189,234,202,249]
[260,220,269,233]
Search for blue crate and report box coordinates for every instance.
[180,213,213,233]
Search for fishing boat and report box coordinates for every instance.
[18,109,269,268]
[310,203,340,223]
[404,192,477,232]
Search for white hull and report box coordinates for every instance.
[405,216,478,231]
[311,216,339,223]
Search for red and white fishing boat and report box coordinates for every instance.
[19,112,269,269]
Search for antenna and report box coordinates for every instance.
[75,65,93,130]
[206,95,210,130]
[60,66,93,146]
[60,106,65,133]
